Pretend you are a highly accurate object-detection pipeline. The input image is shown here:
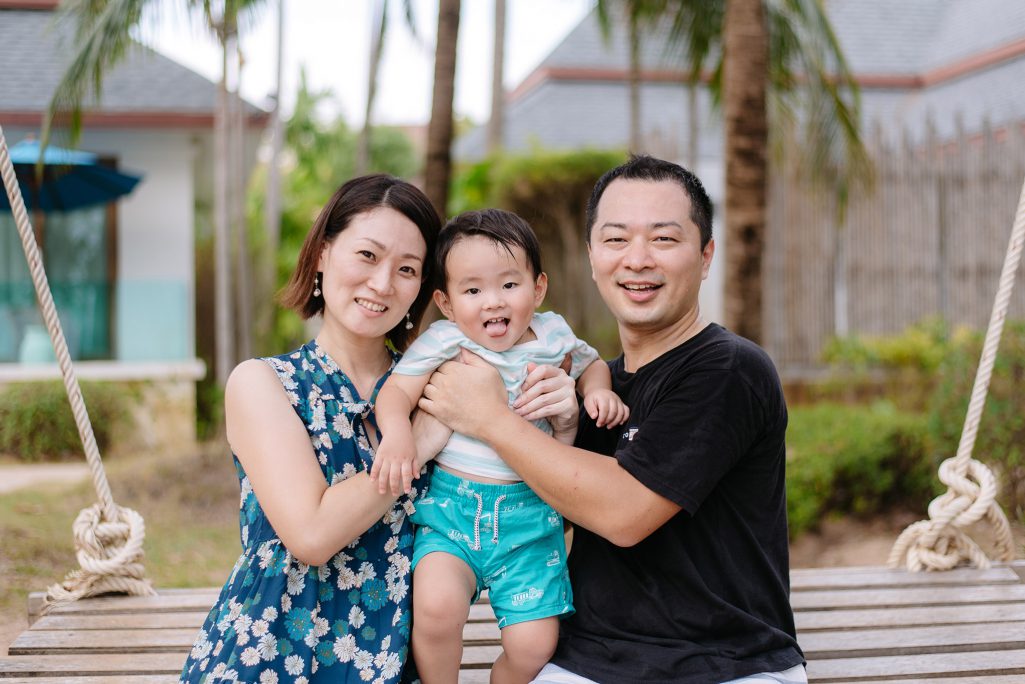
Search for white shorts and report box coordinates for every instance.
[531,662,808,684]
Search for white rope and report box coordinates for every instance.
[0,123,154,607]
[888,172,1023,572]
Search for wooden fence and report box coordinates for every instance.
[764,119,1025,372]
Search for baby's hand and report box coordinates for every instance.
[583,388,629,428]
[370,432,417,496]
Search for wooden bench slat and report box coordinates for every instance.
[799,621,1025,659]
[807,648,1025,681]
[790,564,1022,590]
[0,653,187,676]
[792,584,1025,610]
[9,629,199,656]
[796,601,1025,630]
[0,677,178,683]
[29,612,211,631]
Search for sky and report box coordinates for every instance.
[145,0,595,126]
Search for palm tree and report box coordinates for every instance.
[44,0,268,385]
[598,0,872,344]
[424,0,461,216]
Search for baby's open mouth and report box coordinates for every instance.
[484,317,509,336]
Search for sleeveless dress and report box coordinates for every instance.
[180,341,423,684]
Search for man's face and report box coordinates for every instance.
[588,179,713,336]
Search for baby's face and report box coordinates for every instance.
[434,235,546,352]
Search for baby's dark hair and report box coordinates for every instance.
[435,209,543,290]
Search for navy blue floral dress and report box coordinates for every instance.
[181,341,423,684]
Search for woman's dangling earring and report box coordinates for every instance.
[313,273,322,298]
[405,313,414,330]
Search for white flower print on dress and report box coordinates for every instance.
[333,634,357,663]
[240,647,261,667]
[333,413,355,439]
[348,605,366,628]
[257,633,278,661]
[259,671,279,684]
[284,654,304,676]
[261,606,278,622]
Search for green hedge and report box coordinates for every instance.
[786,401,937,537]
[0,381,130,461]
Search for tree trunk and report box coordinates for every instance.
[260,0,285,348]
[424,0,460,216]
[628,7,642,154]
[722,0,768,343]
[214,22,235,386]
[486,0,506,155]
[357,0,387,175]
[229,23,252,362]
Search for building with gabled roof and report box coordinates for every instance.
[0,0,267,449]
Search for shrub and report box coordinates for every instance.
[0,381,129,461]
[786,401,937,537]
[926,321,1025,520]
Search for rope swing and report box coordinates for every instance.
[0,124,154,609]
[888,173,1023,572]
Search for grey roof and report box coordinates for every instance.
[456,0,1025,159]
[0,9,265,116]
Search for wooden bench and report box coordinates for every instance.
[2,561,1023,682]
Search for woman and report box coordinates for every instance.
[180,174,444,683]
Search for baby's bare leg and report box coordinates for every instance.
[411,552,476,684]
[491,616,559,684]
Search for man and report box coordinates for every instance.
[420,156,805,683]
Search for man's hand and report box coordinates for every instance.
[584,388,630,428]
[369,430,417,496]
[419,350,508,438]
[514,362,578,426]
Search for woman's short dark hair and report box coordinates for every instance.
[435,209,543,290]
[279,174,442,351]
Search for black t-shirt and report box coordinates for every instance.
[553,324,804,683]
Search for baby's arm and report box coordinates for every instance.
[576,359,630,429]
[372,372,433,495]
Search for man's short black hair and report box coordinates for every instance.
[585,155,713,247]
[435,208,543,290]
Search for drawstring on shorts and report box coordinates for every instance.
[469,492,508,550]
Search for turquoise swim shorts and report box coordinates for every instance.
[411,467,574,628]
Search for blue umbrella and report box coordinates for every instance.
[0,139,142,212]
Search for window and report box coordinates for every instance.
[0,204,114,362]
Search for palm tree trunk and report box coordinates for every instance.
[214,22,235,386]
[424,0,460,216]
[486,0,506,155]
[628,7,642,153]
[357,0,388,175]
[722,0,768,343]
[230,24,252,361]
[260,0,285,348]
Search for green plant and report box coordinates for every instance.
[786,401,937,537]
[926,321,1025,521]
[0,381,129,462]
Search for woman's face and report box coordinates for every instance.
[317,207,427,342]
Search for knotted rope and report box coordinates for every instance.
[888,173,1023,572]
[0,123,154,608]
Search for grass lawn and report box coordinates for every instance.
[0,444,242,653]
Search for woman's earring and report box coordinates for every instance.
[404,313,414,330]
[313,273,322,298]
